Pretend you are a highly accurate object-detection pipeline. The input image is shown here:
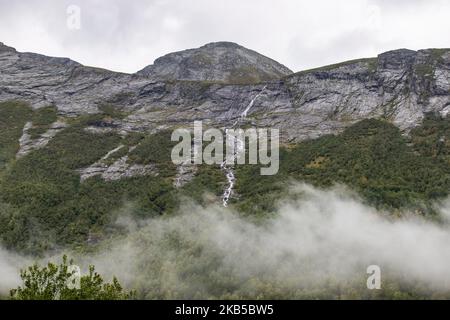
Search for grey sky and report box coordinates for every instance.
[0,0,448,73]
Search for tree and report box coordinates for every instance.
[10,255,135,300]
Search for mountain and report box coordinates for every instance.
[1,41,449,300]
[0,41,449,255]
[136,41,293,83]
[0,42,448,141]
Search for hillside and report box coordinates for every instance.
[0,42,449,299]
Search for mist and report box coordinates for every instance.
[2,183,450,298]
[0,248,29,294]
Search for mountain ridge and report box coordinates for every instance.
[0,41,448,142]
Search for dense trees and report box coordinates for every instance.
[235,117,450,214]
[10,256,134,300]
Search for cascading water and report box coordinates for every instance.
[241,86,267,119]
[221,85,267,207]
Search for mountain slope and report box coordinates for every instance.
[0,104,448,253]
[0,42,449,253]
[0,42,449,300]
[0,42,448,142]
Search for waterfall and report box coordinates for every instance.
[221,85,267,207]
[241,85,267,119]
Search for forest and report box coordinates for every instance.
[0,100,449,299]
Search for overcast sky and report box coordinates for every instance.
[0,0,448,73]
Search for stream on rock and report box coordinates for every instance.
[221,85,267,207]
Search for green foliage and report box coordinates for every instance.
[235,118,450,214]
[0,100,449,260]
[27,106,58,139]
[180,164,226,204]
[10,255,134,300]
[1,100,450,300]
[0,114,179,253]
[0,123,119,252]
[0,101,32,170]
[0,103,58,169]
[128,130,177,177]
[410,113,450,161]
[98,104,130,120]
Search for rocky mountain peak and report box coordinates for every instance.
[201,41,242,49]
[0,42,16,53]
[378,48,417,69]
[136,42,293,83]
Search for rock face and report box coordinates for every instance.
[78,145,158,181]
[136,41,293,83]
[0,41,135,115]
[0,41,449,143]
[17,120,68,158]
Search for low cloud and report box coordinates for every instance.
[85,184,450,298]
[2,183,450,298]
[0,248,29,294]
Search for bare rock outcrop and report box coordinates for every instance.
[78,145,158,182]
[17,120,68,158]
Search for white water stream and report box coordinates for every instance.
[221,85,267,207]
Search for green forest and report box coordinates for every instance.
[0,100,449,299]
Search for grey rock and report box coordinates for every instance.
[0,42,449,145]
[78,145,158,182]
[174,159,197,188]
[137,41,293,83]
[17,120,68,158]
[102,155,158,181]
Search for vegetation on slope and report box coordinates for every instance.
[0,100,450,299]
[234,116,450,215]
[28,106,58,139]
[1,100,449,254]
[0,104,179,254]
[0,101,32,170]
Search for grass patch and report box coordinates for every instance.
[0,101,33,170]
[27,106,58,139]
